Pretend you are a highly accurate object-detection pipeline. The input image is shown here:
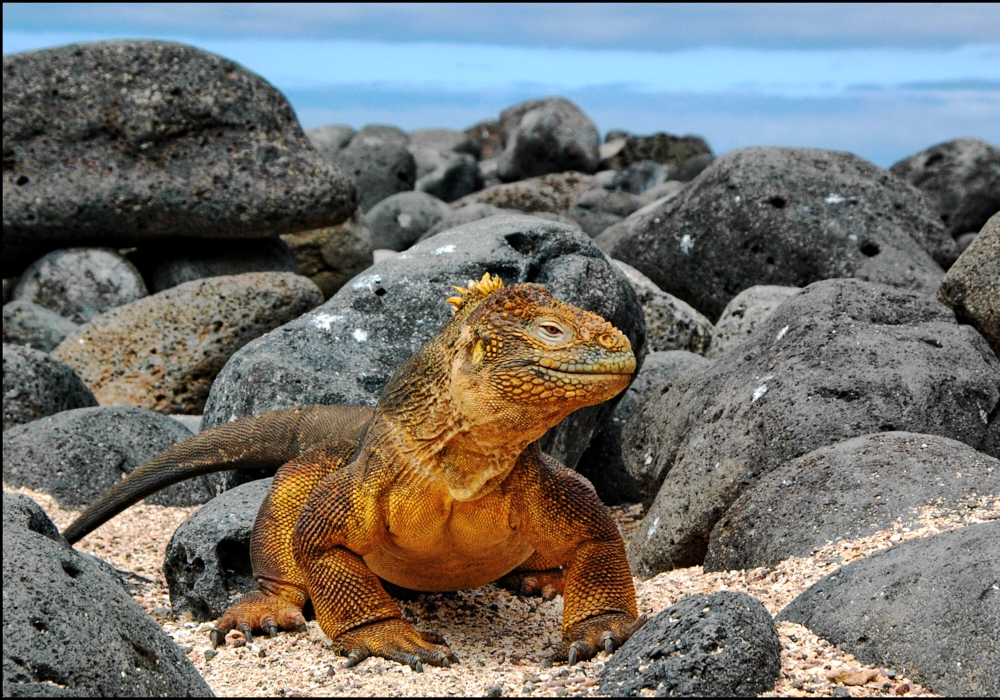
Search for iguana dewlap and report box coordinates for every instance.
[64,273,644,670]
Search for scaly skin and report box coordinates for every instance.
[64,273,644,670]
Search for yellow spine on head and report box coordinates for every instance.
[446,272,506,313]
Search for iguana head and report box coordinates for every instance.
[445,273,635,441]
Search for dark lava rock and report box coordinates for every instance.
[603,133,712,171]
[778,522,1000,697]
[605,160,672,195]
[3,40,356,276]
[3,499,212,697]
[367,191,453,251]
[565,189,645,237]
[453,172,596,215]
[613,261,714,355]
[464,119,504,161]
[331,128,416,212]
[305,124,356,161]
[890,138,1000,238]
[416,152,485,203]
[627,278,1000,577]
[2,344,97,431]
[938,211,999,357]
[577,351,713,506]
[131,238,298,293]
[280,209,374,300]
[418,203,509,241]
[599,591,780,697]
[202,214,645,480]
[497,97,600,181]
[706,285,801,359]
[705,432,1000,571]
[13,248,148,324]
[3,492,64,544]
[2,300,80,352]
[610,147,958,321]
[2,406,214,508]
[164,479,271,620]
[409,128,481,159]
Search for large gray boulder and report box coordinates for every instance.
[202,215,646,480]
[704,432,1000,571]
[890,138,1000,238]
[577,351,713,506]
[130,238,298,293]
[496,98,600,182]
[53,272,322,414]
[2,300,79,352]
[13,248,148,324]
[778,523,1000,697]
[3,40,356,276]
[330,127,416,212]
[938,211,999,357]
[164,479,271,619]
[627,278,1000,577]
[2,406,213,508]
[3,495,213,697]
[366,191,452,251]
[608,147,958,321]
[599,591,780,697]
[415,152,485,203]
[2,344,96,431]
[706,285,801,358]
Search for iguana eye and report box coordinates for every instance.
[534,319,571,345]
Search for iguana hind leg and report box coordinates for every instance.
[211,438,357,647]
[497,551,564,600]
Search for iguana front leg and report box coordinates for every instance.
[514,448,646,664]
[292,460,457,671]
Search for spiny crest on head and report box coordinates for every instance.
[446,272,505,313]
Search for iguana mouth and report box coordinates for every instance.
[535,356,636,376]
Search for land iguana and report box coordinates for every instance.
[64,273,645,670]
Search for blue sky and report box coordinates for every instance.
[4,3,999,167]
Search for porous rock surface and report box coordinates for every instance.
[366,191,452,251]
[52,272,323,414]
[164,479,271,620]
[704,432,1000,571]
[609,147,957,320]
[614,260,714,354]
[602,132,713,172]
[627,278,1000,577]
[778,522,1000,697]
[202,215,645,478]
[13,248,148,324]
[130,238,299,293]
[3,40,356,275]
[3,494,213,697]
[599,591,780,697]
[329,126,416,212]
[496,97,600,181]
[280,209,375,300]
[938,211,999,357]
[2,406,213,508]
[577,351,713,506]
[2,344,97,431]
[2,300,80,352]
[452,172,595,215]
[890,137,1000,238]
[706,285,801,358]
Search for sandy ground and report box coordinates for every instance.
[7,483,998,697]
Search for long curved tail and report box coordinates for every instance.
[62,404,374,544]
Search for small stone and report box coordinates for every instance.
[486,684,503,697]
[203,649,217,661]
[895,682,911,695]
[258,649,267,658]
[832,685,851,697]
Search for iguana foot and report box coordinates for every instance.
[558,612,647,665]
[210,591,308,648]
[498,568,564,600]
[334,619,458,672]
